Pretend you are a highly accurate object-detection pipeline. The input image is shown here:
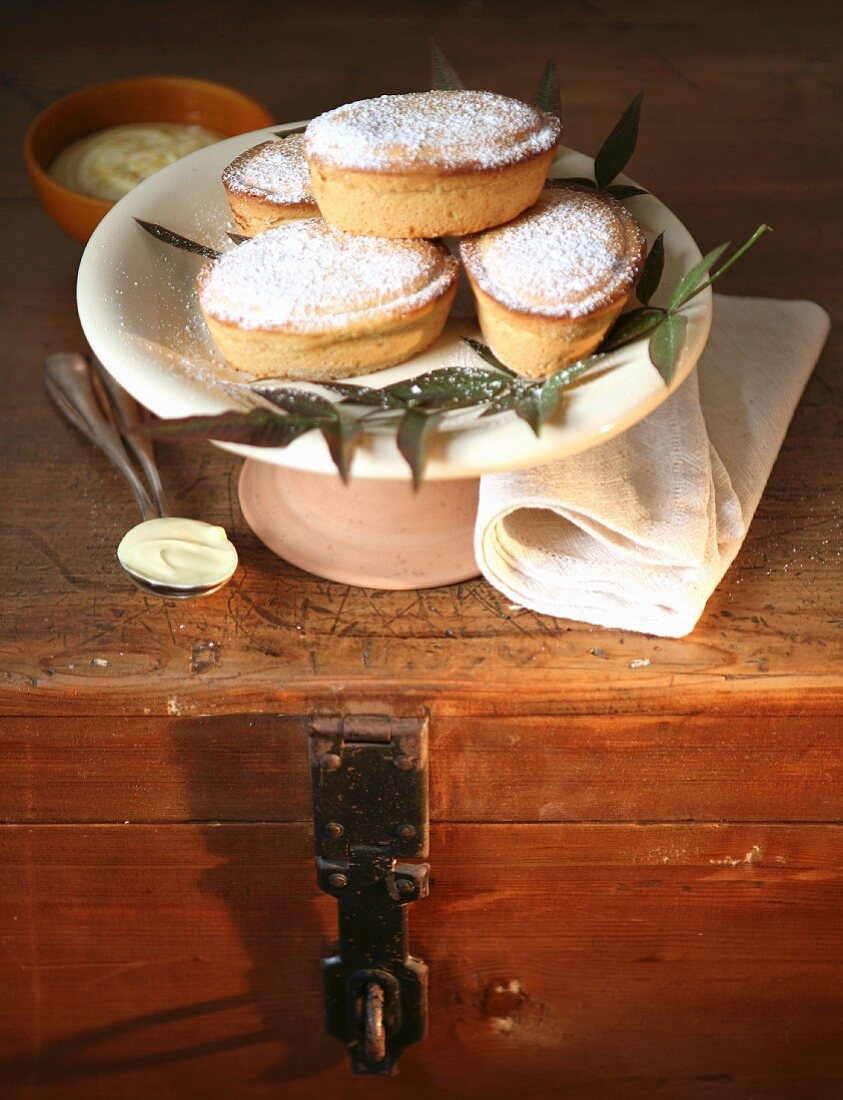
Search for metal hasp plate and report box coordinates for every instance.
[308,714,430,1076]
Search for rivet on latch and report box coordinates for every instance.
[395,879,416,898]
[321,753,342,771]
[328,873,349,889]
[325,822,344,839]
[396,823,416,840]
[393,754,414,771]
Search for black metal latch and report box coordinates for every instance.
[308,714,429,1075]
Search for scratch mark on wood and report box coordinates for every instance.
[328,586,351,635]
[17,526,82,587]
[161,604,178,647]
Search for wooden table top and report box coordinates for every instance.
[2,0,840,721]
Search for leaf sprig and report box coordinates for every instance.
[560,92,649,201]
[429,43,562,126]
[135,218,221,259]
[603,224,772,382]
[145,353,590,488]
[531,60,561,123]
[272,123,308,138]
[430,40,466,91]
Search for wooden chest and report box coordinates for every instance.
[3,3,842,1096]
[3,509,842,1097]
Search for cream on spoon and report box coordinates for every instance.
[44,353,238,599]
[117,517,237,591]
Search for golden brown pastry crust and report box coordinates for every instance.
[460,184,647,378]
[201,288,457,380]
[307,150,558,238]
[222,136,318,236]
[197,220,459,380]
[305,90,561,238]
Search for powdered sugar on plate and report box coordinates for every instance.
[222,134,315,205]
[460,185,646,318]
[305,90,561,173]
[199,218,459,332]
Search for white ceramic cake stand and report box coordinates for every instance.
[78,124,712,589]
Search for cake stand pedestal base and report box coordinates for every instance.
[238,460,481,589]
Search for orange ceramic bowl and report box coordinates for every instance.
[24,76,275,242]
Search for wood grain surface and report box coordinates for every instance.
[2,823,842,1099]
[1,712,841,825]
[1,0,841,720]
[1,2,841,1096]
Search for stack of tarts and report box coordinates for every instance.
[198,89,646,384]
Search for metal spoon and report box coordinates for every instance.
[91,353,169,517]
[44,353,237,599]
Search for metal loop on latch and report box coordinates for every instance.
[363,983,386,1066]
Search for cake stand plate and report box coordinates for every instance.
[239,462,480,588]
[78,123,713,589]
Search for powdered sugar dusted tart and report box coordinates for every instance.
[305,90,561,238]
[197,217,459,379]
[460,183,647,378]
[222,134,317,235]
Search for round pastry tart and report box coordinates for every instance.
[460,183,647,377]
[304,90,561,238]
[197,217,459,379]
[222,134,318,235]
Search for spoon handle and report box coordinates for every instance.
[91,355,170,517]
[44,353,157,522]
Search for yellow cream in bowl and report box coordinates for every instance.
[49,122,225,202]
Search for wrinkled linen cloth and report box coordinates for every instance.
[474,295,830,637]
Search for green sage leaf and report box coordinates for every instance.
[532,59,561,122]
[462,338,519,377]
[636,232,665,306]
[320,418,363,483]
[480,393,518,418]
[682,224,773,305]
[430,40,466,91]
[320,382,407,409]
[396,407,444,488]
[385,366,510,409]
[534,375,568,429]
[141,408,316,448]
[135,219,221,260]
[509,356,597,434]
[251,385,338,420]
[649,312,687,384]
[601,307,665,352]
[557,176,598,188]
[604,184,648,200]
[510,386,543,436]
[539,355,598,405]
[668,242,730,312]
[272,124,308,137]
[594,92,643,190]
[546,355,600,389]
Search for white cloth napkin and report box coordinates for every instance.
[474,295,830,637]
